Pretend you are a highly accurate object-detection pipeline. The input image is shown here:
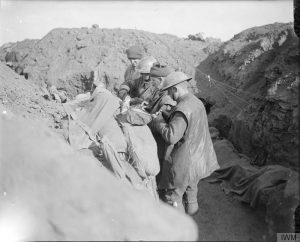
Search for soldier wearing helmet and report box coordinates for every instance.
[126,56,159,107]
[152,71,220,215]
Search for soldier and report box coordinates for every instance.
[124,45,144,83]
[118,45,144,100]
[146,63,175,114]
[146,63,176,186]
[152,71,220,215]
[126,56,158,107]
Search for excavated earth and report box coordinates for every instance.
[0,24,299,241]
[196,22,299,170]
[0,26,221,97]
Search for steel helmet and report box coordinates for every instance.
[136,56,157,74]
[161,71,192,91]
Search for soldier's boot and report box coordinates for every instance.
[184,200,199,216]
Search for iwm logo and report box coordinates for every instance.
[277,233,300,242]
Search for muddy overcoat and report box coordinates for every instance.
[154,93,220,189]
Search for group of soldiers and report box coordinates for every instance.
[68,44,219,216]
[117,45,219,215]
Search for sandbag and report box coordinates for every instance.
[63,86,121,150]
[99,136,159,201]
[121,122,160,178]
[116,107,152,126]
[99,136,128,180]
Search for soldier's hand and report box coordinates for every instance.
[151,110,162,119]
[141,101,149,111]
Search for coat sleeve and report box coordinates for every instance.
[152,111,187,145]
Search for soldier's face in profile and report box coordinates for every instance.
[151,77,164,88]
[168,86,177,101]
[129,59,139,68]
[141,73,150,81]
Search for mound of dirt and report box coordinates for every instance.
[196,22,299,169]
[0,108,198,241]
[0,26,221,98]
[0,62,65,129]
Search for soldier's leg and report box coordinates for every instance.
[155,158,164,185]
[183,181,199,215]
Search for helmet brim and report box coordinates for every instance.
[161,77,192,91]
[136,69,150,74]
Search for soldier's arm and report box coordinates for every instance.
[152,111,187,145]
